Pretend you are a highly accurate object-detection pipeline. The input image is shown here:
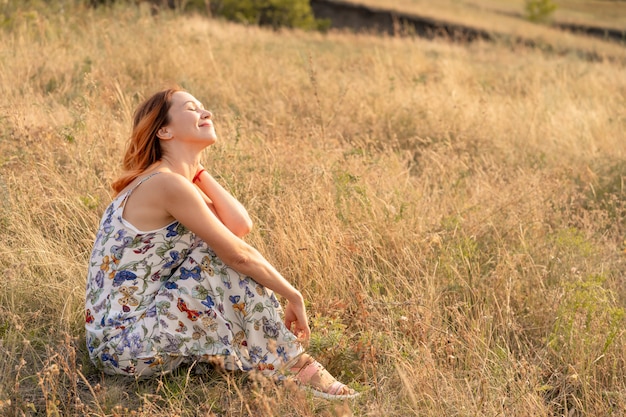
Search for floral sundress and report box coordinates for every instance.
[85,173,302,377]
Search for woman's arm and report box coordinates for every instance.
[193,167,253,238]
[159,173,310,340]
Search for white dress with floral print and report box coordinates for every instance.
[85,173,302,376]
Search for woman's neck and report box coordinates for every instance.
[156,156,202,181]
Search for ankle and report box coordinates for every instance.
[290,354,314,372]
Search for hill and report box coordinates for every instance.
[310,0,626,62]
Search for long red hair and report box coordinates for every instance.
[111,87,183,195]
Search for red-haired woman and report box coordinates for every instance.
[85,88,358,399]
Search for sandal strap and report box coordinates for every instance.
[327,381,347,396]
[291,360,321,384]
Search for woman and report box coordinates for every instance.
[85,87,358,399]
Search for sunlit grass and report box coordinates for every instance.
[1,2,625,416]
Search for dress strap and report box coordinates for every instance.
[118,172,161,209]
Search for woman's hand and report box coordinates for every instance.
[192,168,253,237]
[284,294,311,343]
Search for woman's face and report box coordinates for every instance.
[160,91,217,145]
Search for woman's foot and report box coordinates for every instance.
[290,356,359,400]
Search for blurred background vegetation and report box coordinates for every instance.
[0,0,328,29]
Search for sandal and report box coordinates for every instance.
[290,360,360,400]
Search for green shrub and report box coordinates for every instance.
[524,0,557,23]
[20,0,329,31]
[211,0,328,30]
[548,274,624,360]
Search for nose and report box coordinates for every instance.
[201,109,212,119]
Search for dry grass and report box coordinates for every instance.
[1,1,626,416]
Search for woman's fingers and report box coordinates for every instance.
[284,301,311,342]
[297,322,311,341]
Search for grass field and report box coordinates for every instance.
[1,1,626,416]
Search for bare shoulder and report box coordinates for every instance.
[147,172,200,200]
[128,171,194,201]
[150,171,189,188]
[120,171,198,230]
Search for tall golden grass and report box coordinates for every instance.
[1,2,626,416]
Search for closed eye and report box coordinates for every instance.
[184,100,204,111]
